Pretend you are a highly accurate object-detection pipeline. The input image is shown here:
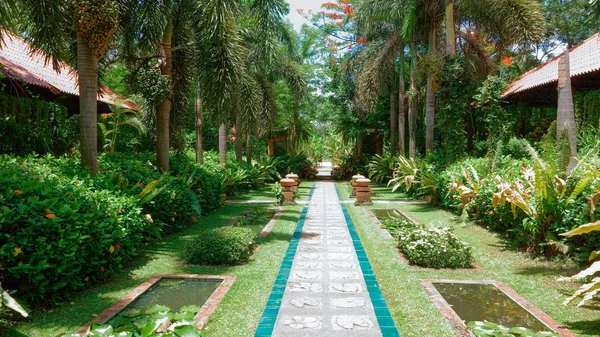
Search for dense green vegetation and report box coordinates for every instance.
[1,0,600,335]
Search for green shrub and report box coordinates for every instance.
[184,227,256,265]
[504,138,530,160]
[0,157,149,304]
[397,225,473,269]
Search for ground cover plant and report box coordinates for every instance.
[62,304,203,337]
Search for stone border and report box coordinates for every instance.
[75,274,236,336]
[420,279,576,337]
[258,207,285,238]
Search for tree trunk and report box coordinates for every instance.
[398,43,406,156]
[445,0,455,56]
[290,106,298,156]
[156,23,173,172]
[425,24,437,153]
[235,116,243,162]
[219,123,227,165]
[409,42,418,159]
[390,79,398,156]
[557,50,578,171]
[195,80,203,165]
[76,33,99,176]
[246,137,252,164]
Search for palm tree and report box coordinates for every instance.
[194,79,203,164]
[557,49,577,170]
[12,0,129,175]
[357,0,544,155]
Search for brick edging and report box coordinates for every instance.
[74,274,236,336]
[258,207,285,238]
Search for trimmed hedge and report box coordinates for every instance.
[184,227,256,266]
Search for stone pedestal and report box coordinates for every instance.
[280,178,296,205]
[355,178,372,206]
[286,173,300,191]
[351,175,365,198]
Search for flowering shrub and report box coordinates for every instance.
[184,227,256,266]
[0,156,149,304]
[397,224,473,269]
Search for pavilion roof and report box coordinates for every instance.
[0,30,138,111]
[502,33,600,98]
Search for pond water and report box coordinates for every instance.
[233,208,277,235]
[433,282,552,332]
[372,209,411,227]
[121,278,221,313]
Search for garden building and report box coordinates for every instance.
[0,29,137,114]
[502,33,600,107]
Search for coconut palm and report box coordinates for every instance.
[356,0,544,155]
[11,0,134,175]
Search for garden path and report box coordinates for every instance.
[254,181,399,336]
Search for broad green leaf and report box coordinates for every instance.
[173,324,201,337]
[88,324,113,337]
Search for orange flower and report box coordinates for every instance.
[14,190,22,195]
[46,214,55,220]
[115,244,121,250]
[140,183,146,188]
[502,56,514,67]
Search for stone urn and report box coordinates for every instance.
[280,178,296,204]
[280,178,295,188]
[285,173,300,191]
[286,173,299,182]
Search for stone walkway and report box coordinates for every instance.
[255,181,399,337]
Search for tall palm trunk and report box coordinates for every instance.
[557,50,578,171]
[290,106,298,156]
[77,33,99,176]
[409,42,418,159]
[398,42,406,156]
[156,23,173,172]
[445,0,455,56]
[425,23,437,153]
[195,80,203,165]
[246,137,252,164]
[390,78,398,156]
[219,123,227,165]
[235,116,243,162]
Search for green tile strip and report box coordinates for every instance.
[335,184,401,337]
[254,183,316,337]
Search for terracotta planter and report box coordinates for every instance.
[356,178,371,187]
[280,178,295,188]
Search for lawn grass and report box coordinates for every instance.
[227,181,313,201]
[337,180,410,201]
[1,203,303,337]
[338,182,600,337]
